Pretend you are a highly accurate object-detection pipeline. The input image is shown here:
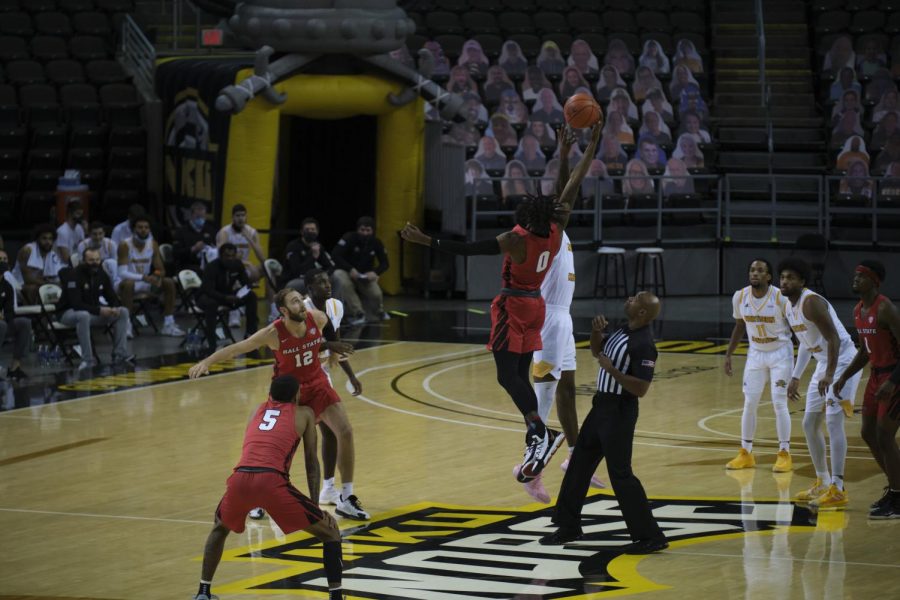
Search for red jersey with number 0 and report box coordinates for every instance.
[272,315,327,384]
[501,223,561,291]
[854,294,900,369]
[235,397,300,474]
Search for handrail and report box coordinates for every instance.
[120,14,156,95]
[756,0,766,107]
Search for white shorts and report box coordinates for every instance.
[806,350,862,416]
[532,308,576,379]
[130,280,152,294]
[743,343,794,400]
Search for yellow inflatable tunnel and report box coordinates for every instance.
[221,71,425,294]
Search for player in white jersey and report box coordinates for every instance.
[780,258,861,510]
[724,259,794,472]
[216,204,274,325]
[54,201,87,264]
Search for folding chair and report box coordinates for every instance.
[263,258,283,291]
[37,283,103,365]
[176,269,235,348]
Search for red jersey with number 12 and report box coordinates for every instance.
[272,314,327,384]
[501,223,561,291]
[855,294,900,369]
[236,397,300,474]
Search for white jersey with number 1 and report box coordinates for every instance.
[731,285,792,352]
[533,231,576,379]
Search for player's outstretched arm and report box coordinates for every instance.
[402,223,503,256]
[296,406,320,502]
[188,325,276,378]
[555,125,577,197]
[555,122,602,231]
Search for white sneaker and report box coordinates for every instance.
[336,494,370,520]
[319,487,341,505]
[126,322,134,339]
[160,323,186,337]
[77,359,94,371]
[248,507,265,520]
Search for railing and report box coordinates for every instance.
[756,0,766,106]
[824,175,900,247]
[723,173,824,242]
[121,14,156,94]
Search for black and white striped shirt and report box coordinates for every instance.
[596,325,658,399]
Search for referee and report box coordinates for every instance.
[541,291,668,556]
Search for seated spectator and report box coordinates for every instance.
[865,68,896,104]
[874,132,900,171]
[582,159,615,201]
[856,38,887,78]
[537,41,566,78]
[643,89,674,123]
[496,88,529,124]
[872,111,900,149]
[444,122,481,147]
[331,216,389,324]
[216,203,269,323]
[831,111,865,149]
[465,159,494,196]
[173,201,218,272]
[568,39,600,76]
[484,66,515,105]
[639,39,670,75]
[197,243,258,354]
[526,119,556,147]
[283,217,336,293]
[475,135,508,171]
[678,110,711,144]
[463,93,489,126]
[823,35,855,77]
[501,160,535,199]
[603,110,634,145]
[14,224,63,303]
[515,134,547,171]
[521,66,553,102]
[530,88,565,124]
[873,90,899,123]
[604,38,635,76]
[673,39,704,74]
[111,204,151,247]
[76,221,119,286]
[487,113,519,147]
[459,39,489,78]
[449,65,479,97]
[831,89,861,127]
[117,216,182,337]
[423,40,451,78]
[389,45,415,69]
[598,135,628,172]
[559,66,592,101]
[880,161,900,196]
[609,88,640,122]
[632,66,663,102]
[541,158,560,195]
[635,135,667,172]
[59,247,132,369]
[836,136,870,171]
[838,159,875,198]
[55,201,87,264]
[662,157,695,197]
[678,84,709,121]
[672,133,705,169]
[0,249,31,380]
[623,159,655,196]
[669,64,700,101]
[640,110,673,146]
[830,66,862,103]
[499,40,528,78]
[596,65,627,102]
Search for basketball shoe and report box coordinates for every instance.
[869,492,900,519]
[772,450,792,473]
[513,464,550,503]
[795,478,829,503]
[248,508,265,520]
[193,594,218,600]
[726,448,755,469]
[319,486,341,505]
[870,486,890,510]
[560,457,606,488]
[810,484,848,510]
[336,495,370,520]
[517,428,565,482]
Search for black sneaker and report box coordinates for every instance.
[7,366,27,381]
[539,527,583,545]
[868,496,900,520]
[519,428,565,482]
[871,486,890,510]
[621,537,669,554]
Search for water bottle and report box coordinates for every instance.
[37,344,49,367]
[51,345,63,367]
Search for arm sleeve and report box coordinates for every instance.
[628,338,658,383]
[331,236,355,271]
[373,239,390,275]
[117,263,143,281]
[792,344,811,379]
[430,237,502,256]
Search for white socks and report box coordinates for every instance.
[534,380,558,423]
[323,477,335,490]
[341,482,353,499]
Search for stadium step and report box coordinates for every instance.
[716,105,818,119]
[716,81,813,95]
[718,151,826,173]
[718,127,826,151]
[714,93,816,107]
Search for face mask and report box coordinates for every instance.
[135,232,150,242]
[302,231,317,243]
[224,259,242,271]
[0,261,8,273]
[191,217,205,229]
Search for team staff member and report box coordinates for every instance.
[541,291,668,556]
[0,249,31,380]
[834,260,900,518]
[331,216,390,324]
[197,243,258,354]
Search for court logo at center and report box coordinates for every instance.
[213,494,815,598]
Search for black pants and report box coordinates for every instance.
[198,292,258,350]
[554,392,662,541]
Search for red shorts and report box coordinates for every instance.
[216,470,323,534]
[862,368,900,420]
[488,294,545,354]
[299,376,341,420]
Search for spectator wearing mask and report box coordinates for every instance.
[76,221,119,288]
[173,201,219,272]
[0,249,31,381]
[331,217,390,325]
[14,224,64,303]
[283,217,336,293]
[55,201,88,264]
[59,247,132,369]
[198,243,258,354]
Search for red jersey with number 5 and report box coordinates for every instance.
[854,294,900,369]
[236,397,300,474]
[500,223,561,291]
[272,314,327,384]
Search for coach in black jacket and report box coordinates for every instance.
[59,247,132,368]
[198,243,258,353]
[331,216,390,324]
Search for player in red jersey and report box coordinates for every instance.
[189,288,370,520]
[401,123,602,482]
[834,260,900,518]
[192,376,345,600]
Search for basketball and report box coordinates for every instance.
[564,93,603,129]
